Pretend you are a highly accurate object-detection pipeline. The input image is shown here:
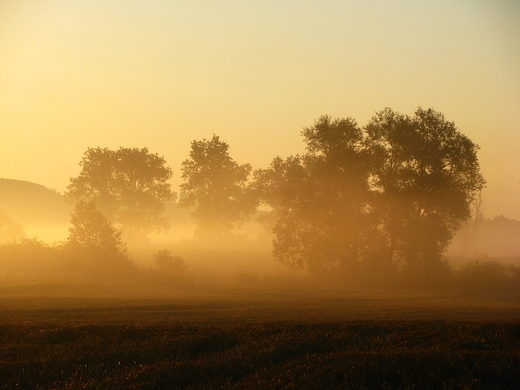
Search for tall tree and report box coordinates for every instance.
[65,147,174,237]
[365,107,486,276]
[254,116,372,276]
[256,110,485,281]
[180,135,255,238]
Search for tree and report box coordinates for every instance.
[180,135,255,238]
[67,200,127,257]
[65,147,174,237]
[365,107,486,277]
[63,201,138,282]
[256,109,485,282]
[254,116,372,276]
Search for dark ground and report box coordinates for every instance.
[1,285,519,389]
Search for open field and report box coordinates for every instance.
[1,286,520,389]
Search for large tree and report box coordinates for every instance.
[180,135,255,238]
[257,109,485,280]
[65,147,174,237]
[365,107,486,276]
[254,116,372,275]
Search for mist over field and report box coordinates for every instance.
[1,0,519,296]
[2,3,520,387]
[0,112,519,295]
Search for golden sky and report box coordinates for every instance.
[1,0,519,219]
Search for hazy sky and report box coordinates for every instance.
[1,0,519,219]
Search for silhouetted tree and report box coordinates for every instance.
[0,210,25,243]
[62,201,139,282]
[180,135,255,238]
[65,147,174,238]
[256,109,485,282]
[365,107,486,277]
[254,116,373,276]
[67,201,127,257]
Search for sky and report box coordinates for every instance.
[1,0,519,219]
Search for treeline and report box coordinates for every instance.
[0,236,188,286]
[177,107,487,286]
[2,107,519,290]
[451,215,520,259]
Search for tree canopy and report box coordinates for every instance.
[255,108,485,280]
[180,135,255,238]
[65,147,174,237]
[365,108,486,276]
[254,117,371,274]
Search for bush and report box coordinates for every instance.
[152,249,188,285]
[455,258,516,292]
[60,243,139,283]
[0,238,62,283]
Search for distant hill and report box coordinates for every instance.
[0,179,71,225]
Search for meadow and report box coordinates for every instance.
[1,286,519,389]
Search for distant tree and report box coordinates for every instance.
[62,201,139,282]
[365,107,486,277]
[0,210,25,243]
[67,201,127,257]
[180,135,255,238]
[475,215,520,257]
[65,147,174,238]
[254,116,373,276]
[153,249,186,274]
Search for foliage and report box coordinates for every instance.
[365,107,486,276]
[0,238,62,283]
[180,135,255,238]
[153,249,186,274]
[65,147,174,236]
[256,109,485,280]
[455,258,520,292]
[0,210,25,243]
[254,117,372,275]
[0,232,138,284]
[62,200,142,282]
[66,201,127,258]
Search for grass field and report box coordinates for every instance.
[1,286,519,389]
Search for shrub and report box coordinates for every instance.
[153,249,187,275]
[455,258,513,292]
